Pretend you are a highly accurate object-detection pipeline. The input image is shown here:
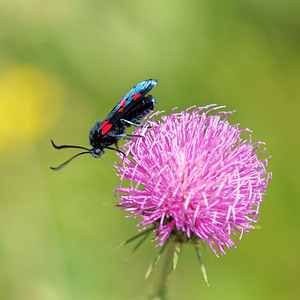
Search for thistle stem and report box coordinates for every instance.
[152,242,176,300]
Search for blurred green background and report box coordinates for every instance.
[0,0,299,299]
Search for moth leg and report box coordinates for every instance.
[121,119,154,129]
[126,134,145,139]
[120,119,141,127]
[104,146,125,156]
[109,133,144,141]
[110,134,126,137]
[119,134,145,140]
[109,134,127,140]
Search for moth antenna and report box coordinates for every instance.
[51,139,90,151]
[51,151,90,171]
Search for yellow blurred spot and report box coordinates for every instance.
[0,66,64,153]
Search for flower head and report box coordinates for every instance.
[115,105,272,257]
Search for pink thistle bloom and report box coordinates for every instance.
[115,105,272,257]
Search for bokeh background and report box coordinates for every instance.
[0,1,299,299]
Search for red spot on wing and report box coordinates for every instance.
[101,120,109,130]
[101,121,112,135]
[119,99,126,106]
[132,93,141,100]
[119,107,124,112]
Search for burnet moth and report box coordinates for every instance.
[51,79,158,170]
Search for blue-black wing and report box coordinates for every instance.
[98,79,158,136]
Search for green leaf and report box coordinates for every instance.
[127,230,151,258]
[145,242,168,279]
[195,245,209,286]
[172,243,181,272]
[115,227,153,249]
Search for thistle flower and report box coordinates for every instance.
[115,105,272,262]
